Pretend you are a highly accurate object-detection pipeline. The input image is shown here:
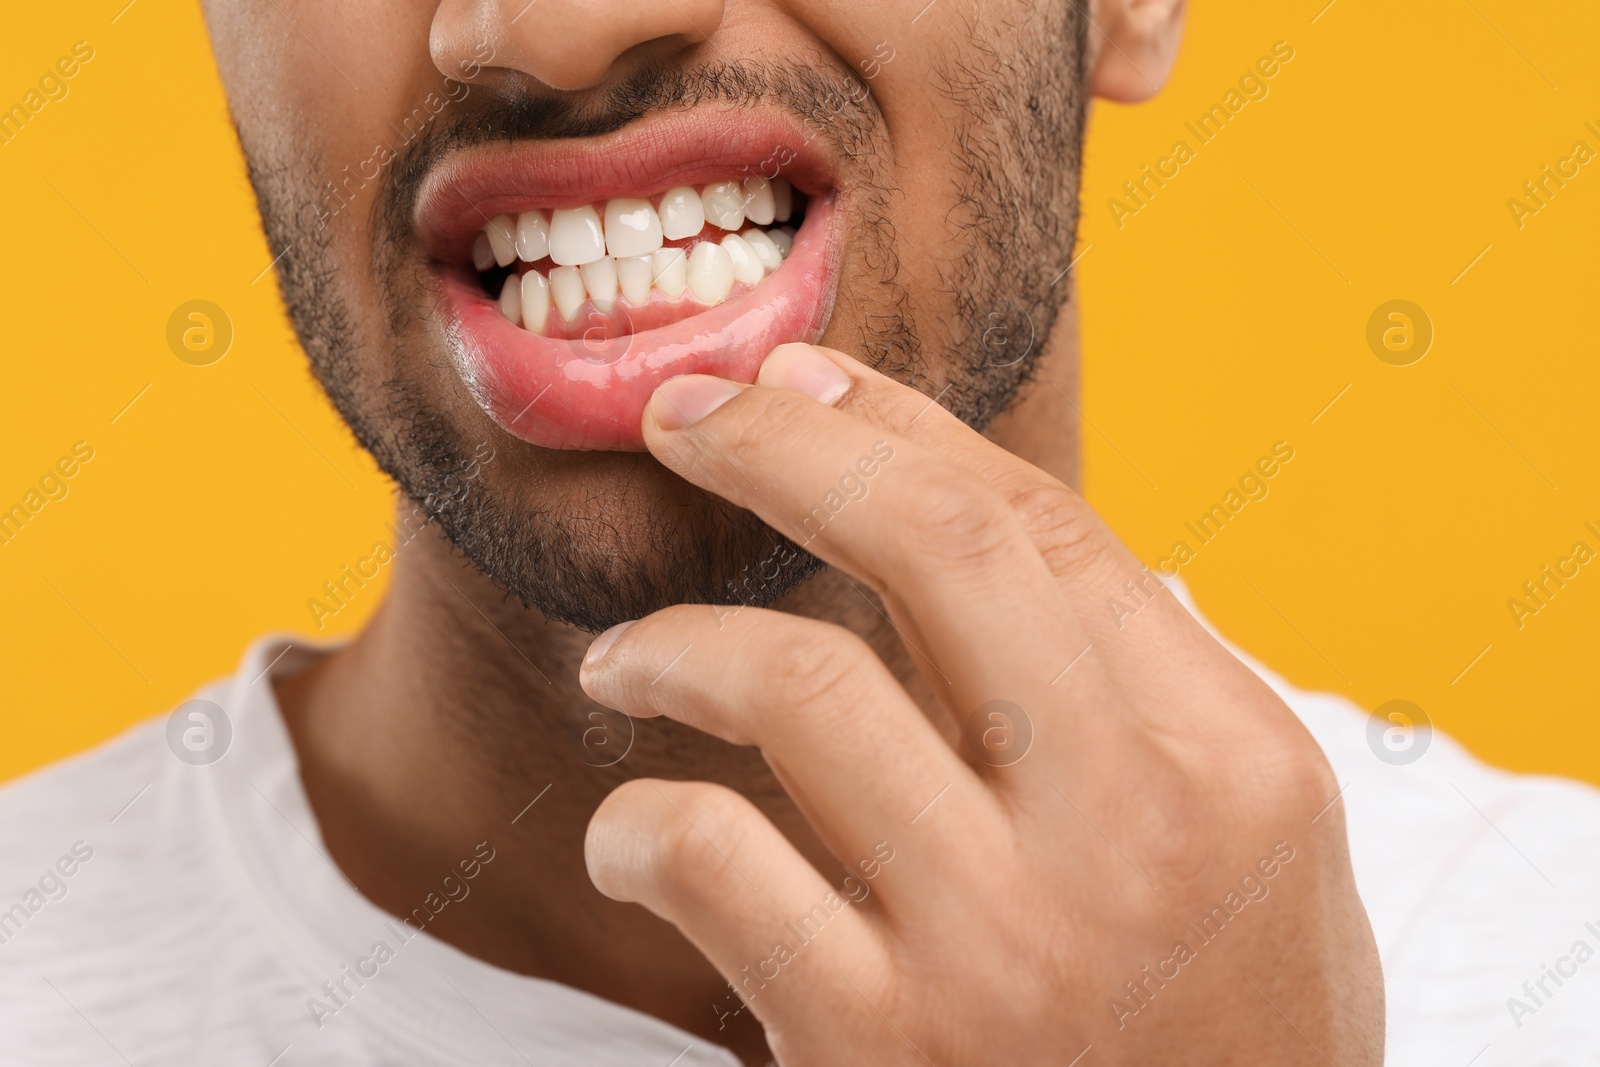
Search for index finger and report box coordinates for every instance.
[758,345,1200,651]
[644,357,1132,786]
[754,346,1305,773]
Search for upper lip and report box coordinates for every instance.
[413,106,838,267]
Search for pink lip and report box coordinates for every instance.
[414,112,843,450]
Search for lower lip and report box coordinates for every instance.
[439,197,839,451]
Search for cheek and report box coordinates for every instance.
[210,0,441,238]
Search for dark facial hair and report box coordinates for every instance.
[239,10,1088,633]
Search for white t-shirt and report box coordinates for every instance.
[1,592,1597,1065]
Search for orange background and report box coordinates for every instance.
[1,1,1596,784]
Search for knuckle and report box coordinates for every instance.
[842,382,926,433]
[1004,479,1116,575]
[903,475,1015,567]
[1131,789,1223,902]
[653,783,760,889]
[1124,729,1336,913]
[765,626,876,719]
[724,389,805,457]
[1249,726,1340,821]
[587,780,760,902]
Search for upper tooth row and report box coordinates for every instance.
[472,177,795,271]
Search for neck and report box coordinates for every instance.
[275,299,1078,1064]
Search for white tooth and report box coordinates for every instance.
[769,227,794,258]
[616,255,653,306]
[652,247,687,299]
[515,211,550,262]
[498,273,522,323]
[521,270,550,333]
[741,177,775,225]
[580,257,618,312]
[772,178,793,223]
[549,206,606,266]
[471,232,495,271]
[486,214,517,267]
[687,241,735,303]
[721,234,764,287]
[701,182,746,231]
[549,265,586,321]
[742,229,783,273]
[658,186,705,241]
[604,198,664,258]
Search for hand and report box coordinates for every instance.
[579,343,1384,1065]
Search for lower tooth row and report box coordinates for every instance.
[496,227,794,333]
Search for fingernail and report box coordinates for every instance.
[651,376,744,431]
[759,344,852,404]
[584,620,635,668]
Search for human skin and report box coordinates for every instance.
[205,0,1385,1063]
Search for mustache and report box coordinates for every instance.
[380,58,879,222]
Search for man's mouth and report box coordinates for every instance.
[416,113,841,451]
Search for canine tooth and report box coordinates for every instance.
[549,206,606,266]
[580,257,618,312]
[616,255,654,306]
[741,177,775,225]
[498,274,521,322]
[604,199,664,258]
[515,211,550,262]
[772,178,793,223]
[521,271,550,333]
[742,229,783,273]
[549,265,586,321]
[471,233,495,271]
[769,227,794,258]
[658,186,705,241]
[486,214,517,267]
[687,241,734,303]
[721,234,764,286]
[652,247,687,299]
[701,182,746,231]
